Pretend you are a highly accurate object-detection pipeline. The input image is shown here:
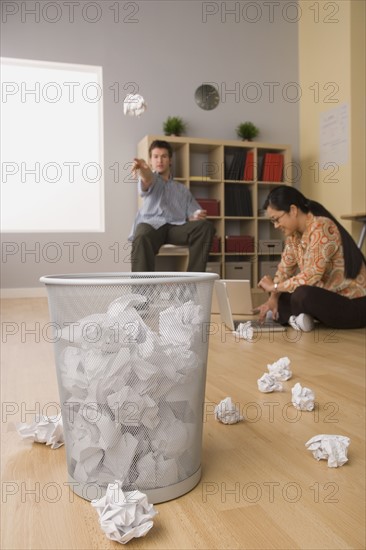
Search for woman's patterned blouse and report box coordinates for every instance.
[274,215,366,298]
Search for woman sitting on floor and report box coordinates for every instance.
[257,185,366,331]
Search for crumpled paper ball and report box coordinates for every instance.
[91,481,157,544]
[291,382,315,411]
[257,373,283,393]
[267,356,292,381]
[123,94,147,117]
[305,434,350,468]
[16,415,64,449]
[234,321,254,341]
[215,397,243,424]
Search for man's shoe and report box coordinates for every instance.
[288,313,314,332]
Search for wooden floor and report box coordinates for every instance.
[1,298,365,550]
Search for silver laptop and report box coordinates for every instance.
[215,280,285,332]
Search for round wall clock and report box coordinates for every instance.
[194,84,220,110]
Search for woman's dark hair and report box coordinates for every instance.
[149,140,173,158]
[263,185,365,279]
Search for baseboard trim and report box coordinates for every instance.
[1,287,47,299]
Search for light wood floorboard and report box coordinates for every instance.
[1,298,365,549]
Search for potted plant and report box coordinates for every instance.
[236,121,259,141]
[163,116,187,136]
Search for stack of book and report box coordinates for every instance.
[210,236,221,253]
[224,150,255,181]
[243,151,255,181]
[225,149,247,180]
[225,235,255,253]
[196,198,220,216]
[224,184,253,216]
[260,153,284,182]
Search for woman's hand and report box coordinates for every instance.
[258,275,276,293]
[254,294,280,322]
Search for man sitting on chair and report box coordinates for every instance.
[129,140,215,272]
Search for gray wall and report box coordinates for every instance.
[1,0,299,289]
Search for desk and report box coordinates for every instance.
[341,212,366,248]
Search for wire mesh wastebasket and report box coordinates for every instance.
[40,272,218,503]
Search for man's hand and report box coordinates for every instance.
[189,209,207,221]
[131,158,153,190]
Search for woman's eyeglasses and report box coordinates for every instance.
[269,212,287,225]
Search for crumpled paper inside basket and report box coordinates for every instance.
[16,415,64,449]
[305,434,350,467]
[215,397,243,424]
[91,481,157,544]
[291,382,315,411]
[257,373,283,393]
[55,286,206,488]
[267,356,292,381]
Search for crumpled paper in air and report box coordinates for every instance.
[54,285,206,488]
[233,321,254,341]
[291,382,315,411]
[16,415,64,449]
[123,94,147,117]
[91,481,157,544]
[305,434,350,467]
[215,397,243,424]
[267,356,292,381]
[257,373,283,393]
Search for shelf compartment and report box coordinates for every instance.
[224,182,253,217]
[224,146,255,182]
[189,143,223,180]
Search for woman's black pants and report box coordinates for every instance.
[278,286,366,329]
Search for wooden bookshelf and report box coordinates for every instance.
[137,135,292,287]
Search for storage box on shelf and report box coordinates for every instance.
[225,261,252,282]
[225,235,255,253]
[206,261,221,277]
[196,198,220,216]
[137,135,291,286]
[258,239,283,255]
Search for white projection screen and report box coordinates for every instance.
[1,57,105,232]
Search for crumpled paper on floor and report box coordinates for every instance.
[233,321,254,341]
[123,94,147,117]
[267,356,292,380]
[16,415,64,449]
[305,434,350,467]
[91,481,157,544]
[215,397,243,424]
[291,382,315,411]
[257,373,283,393]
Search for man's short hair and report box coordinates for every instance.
[149,140,173,158]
